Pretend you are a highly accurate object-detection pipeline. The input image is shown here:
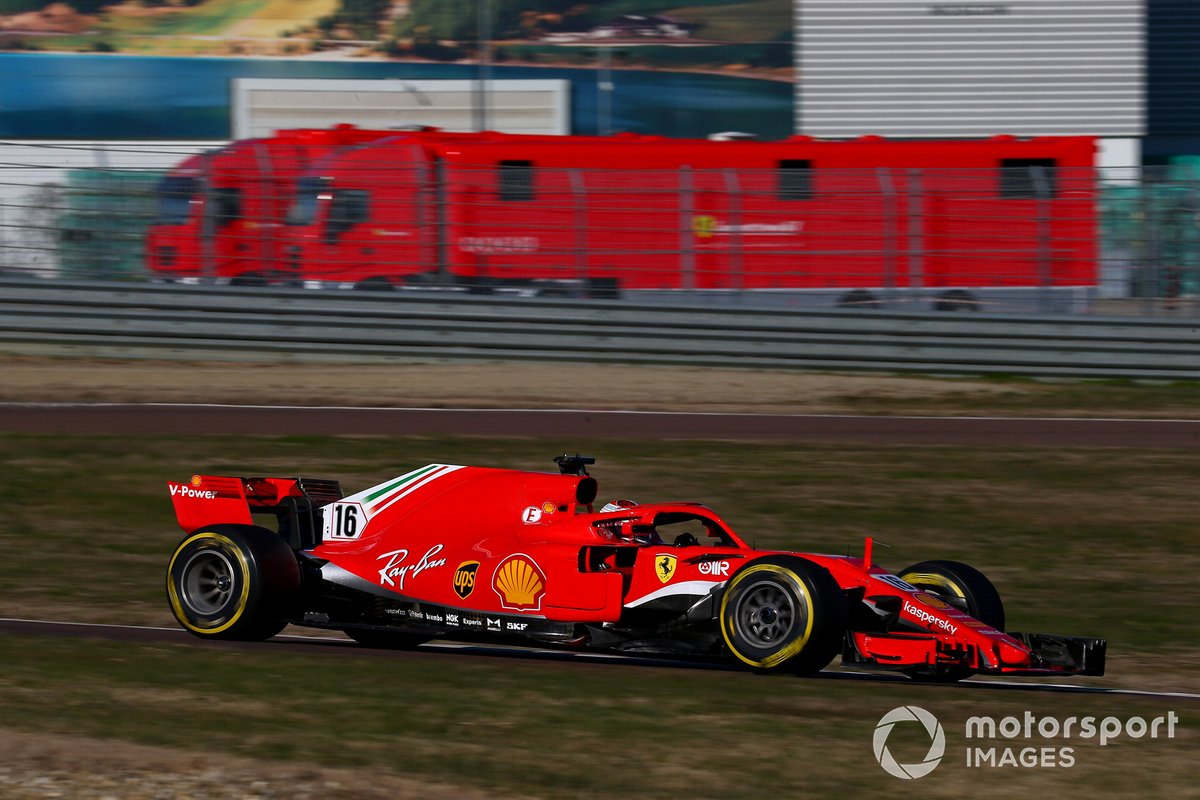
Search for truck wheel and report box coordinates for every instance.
[229,273,268,287]
[934,289,979,311]
[587,277,620,300]
[343,628,431,649]
[354,277,394,291]
[166,525,300,641]
[837,290,879,309]
[719,556,846,673]
[898,559,1005,682]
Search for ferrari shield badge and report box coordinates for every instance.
[655,553,677,584]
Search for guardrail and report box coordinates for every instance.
[1,278,1199,379]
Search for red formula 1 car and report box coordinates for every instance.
[165,456,1105,680]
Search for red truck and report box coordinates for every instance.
[149,129,1098,311]
[144,124,399,285]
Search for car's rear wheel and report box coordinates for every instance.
[898,559,1005,682]
[719,556,846,673]
[167,525,299,641]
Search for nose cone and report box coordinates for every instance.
[996,638,1033,667]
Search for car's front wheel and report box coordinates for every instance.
[719,556,847,673]
[166,525,299,640]
[898,559,1005,682]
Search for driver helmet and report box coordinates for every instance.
[600,498,638,513]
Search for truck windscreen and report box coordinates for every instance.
[155,176,199,225]
[287,177,328,226]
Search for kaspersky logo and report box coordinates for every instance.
[874,706,946,779]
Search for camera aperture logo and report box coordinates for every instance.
[873,706,946,779]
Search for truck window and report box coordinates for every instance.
[210,187,242,229]
[999,158,1057,199]
[777,160,813,200]
[155,175,198,225]
[498,160,535,201]
[326,189,370,242]
[286,176,329,226]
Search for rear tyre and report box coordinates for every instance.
[166,525,300,641]
[343,628,431,649]
[898,559,1005,682]
[719,556,846,673]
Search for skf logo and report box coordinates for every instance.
[655,553,677,584]
[453,561,480,599]
[493,554,546,611]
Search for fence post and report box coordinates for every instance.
[723,168,743,294]
[1031,165,1052,314]
[680,165,695,293]
[435,158,449,283]
[200,150,216,281]
[907,168,924,294]
[876,167,898,307]
[252,140,273,281]
[569,168,588,284]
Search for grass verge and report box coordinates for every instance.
[0,634,1194,799]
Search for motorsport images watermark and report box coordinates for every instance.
[873,706,1181,778]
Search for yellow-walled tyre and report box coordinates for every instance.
[898,559,1005,682]
[719,556,847,673]
[166,525,300,641]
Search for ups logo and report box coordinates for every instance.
[453,561,480,599]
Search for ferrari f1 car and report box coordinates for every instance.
[165,455,1106,680]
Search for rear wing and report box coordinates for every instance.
[168,474,343,550]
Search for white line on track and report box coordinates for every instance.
[4,617,1198,700]
[2,401,1200,424]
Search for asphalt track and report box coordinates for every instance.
[2,618,1195,701]
[4,403,1200,447]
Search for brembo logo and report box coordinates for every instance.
[169,484,217,500]
[904,600,958,635]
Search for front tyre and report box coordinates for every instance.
[898,559,1005,682]
[166,525,300,641]
[719,556,847,673]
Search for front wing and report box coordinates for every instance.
[843,629,1107,676]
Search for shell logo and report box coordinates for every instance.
[913,592,951,610]
[190,475,203,487]
[492,554,546,612]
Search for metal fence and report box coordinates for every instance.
[3,140,1200,318]
[3,277,1199,379]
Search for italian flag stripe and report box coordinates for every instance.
[362,464,442,503]
[367,464,463,515]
